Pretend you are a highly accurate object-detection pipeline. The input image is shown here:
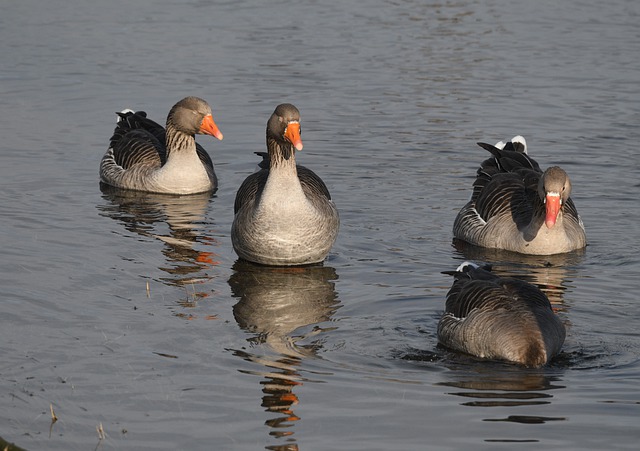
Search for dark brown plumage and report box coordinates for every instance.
[453,136,586,254]
[100,96,222,194]
[438,262,566,368]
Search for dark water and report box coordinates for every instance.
[1,0,639,449]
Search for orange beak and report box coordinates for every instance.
[545,194,561,228]
[199,114,223,140]
[284,122,303,151]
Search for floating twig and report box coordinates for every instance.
[96,422,105,440]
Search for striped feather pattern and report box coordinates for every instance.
[453,136,586,255]
[438,263,566,367]
[100,97,219,194]
[111,129,164,169]
[231,104,339,266]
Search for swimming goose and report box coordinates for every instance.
[231,104,339,266]
[453,136,586,255]
[438,261,566,367]
[100,96,223,194]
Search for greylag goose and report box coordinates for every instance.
[100,96,223,194]
[438,261,566,367]
[453,136,586,255]
[231,104,339,266]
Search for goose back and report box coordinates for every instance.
[438,263,566,367]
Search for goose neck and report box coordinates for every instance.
[267,137,297,171]
[165,123,196,157]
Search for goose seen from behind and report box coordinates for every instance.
[231,103,339,266]
[438,261,566,368]
[100,96,223,195]
[453,136,586,255]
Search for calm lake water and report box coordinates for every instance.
[1,0,639,449]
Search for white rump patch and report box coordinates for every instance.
[117,109,135,123]
[456,261,479,272]
[495,135,528,154]
[511,135,528,153]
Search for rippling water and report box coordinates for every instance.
[1,0,639,449]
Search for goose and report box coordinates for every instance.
[231,103,339,266]
[100,96,223,195]
[453,136,586,255]
[438,261,566,367]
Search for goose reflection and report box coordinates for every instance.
[98,185,220,289]
[452,239,585,307]
[229,261,340,451]
[437,364,567,432]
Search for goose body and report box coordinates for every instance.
[438,262,566,367]
[453,136,586,255]
[231,104,339,266]
[100,96,223,195]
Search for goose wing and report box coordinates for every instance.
[108,110,165,169]
[471,142,543,226]
[499,277,554,312]
[444,264,553,317]
[444,265,507,318]
[195,143,215,172]
[298,165,332,201]
[233,168,268,214]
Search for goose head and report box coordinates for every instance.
[538,166,572,229]
[167,96,223,140]
[267,103,303,160]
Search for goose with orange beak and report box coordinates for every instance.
[232,103,339,266]
[100,96,223,194]
[453,136,586,255]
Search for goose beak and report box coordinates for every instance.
[545,193,561,228]
[199,114,223,140]
[284,122,303,151]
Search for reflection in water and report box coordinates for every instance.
[97,185,220,292]
[232,349,303,451]
[484,415,565,424]
[438,365,567,441]
[452,239,585,308]
[229,261,340,451]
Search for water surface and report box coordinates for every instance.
[1,0,639,449]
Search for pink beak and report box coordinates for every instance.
[545,194,561,228]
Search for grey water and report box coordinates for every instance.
[1,0,639,449]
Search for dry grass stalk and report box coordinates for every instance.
[96,423,105,440]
